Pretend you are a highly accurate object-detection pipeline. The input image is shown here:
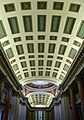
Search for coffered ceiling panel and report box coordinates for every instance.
[0,0,84,107]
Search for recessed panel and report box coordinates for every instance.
[0,20,7,38]
[38,15,46,31]
[61,37,69,42]
[19,56,25,60]
[38,71,43,76]
[2,40,10,47]
[38,68,43,70]
[38,55,44,58]
[31,71,36,76]
[6,48,14,59]
[37,1,47,9]
[73,40,81,47]
[68,48,77,59]
[10,59,16,64]
[51,16,61,32]
[16,44,24,55]
[38,43,44,53]
[52,72,57,77]
[26,36,33,40]
[13,64,19,71]
[69,3,80,12]
[50,36,57,40]
[45,71,50,76]
[66,59,72,64]
[24,72,29,77]
[8,17,20,34]
[53,2,64,10]
[30,60,35,66]
[64,17,76,34]
[21,61,27,68]
[29,55,34,58]
[58,45,67,55]
[47,60,52,66]
[63,64,69,71]
[27,43,34,53]
[31,68,35,70]
[55,61,61,68]
[14,37,21,42]
[48,44,56,53]
[23,69,28,71]
[38,60,44,66]
[38,35,45,40]
[17,74,22,80]
[4,3,15,12]
[59,74,64,80]
[77,20,84,38]
[23,16,32,32]
[48,55,53,58]
[21,2,31,10]
[57,56,63,60]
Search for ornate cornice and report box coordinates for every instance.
[58,41,84,98]
[0,43,22,91]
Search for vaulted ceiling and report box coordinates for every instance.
[0,0,84,107]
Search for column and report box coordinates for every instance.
[61,91,72,120]
[9,92,20,120]
[13,93,20,120]
[75,75,84,120]
[54,103,60,120]
[20,103,26,120]
[0,75,6,104]
[54,102,62,120]
[51,107,54,120]
[4,86,12,120]
[26,107,30,120]
[69,85,78,120]
[46,111,49,120]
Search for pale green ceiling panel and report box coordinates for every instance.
[68,48,77,59]
[8,17,20,34]
[6,48,14,59]
[51,16,61,32]
[64,17,76,34]
[0,20,7,38]
[77,20,84,38]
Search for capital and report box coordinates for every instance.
[0,75,7,83]
[75,75,84,84]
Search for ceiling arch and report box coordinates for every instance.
[0,0,84,107]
